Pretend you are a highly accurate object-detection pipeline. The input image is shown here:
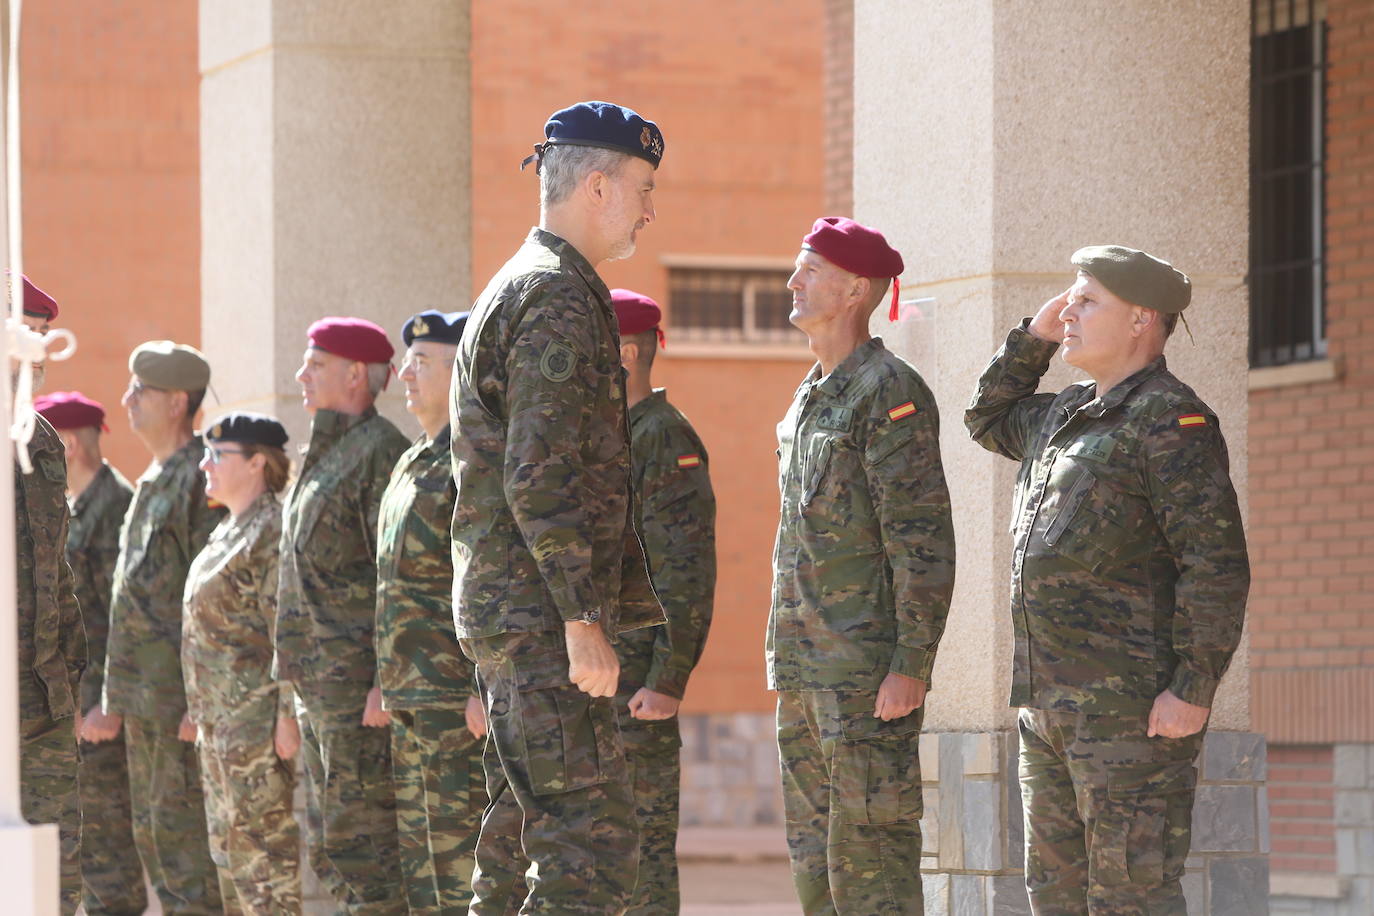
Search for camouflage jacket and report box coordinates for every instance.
[375,425,473,710]
[183,492,290,726]
[618,390,716,702]
[450,227,662,639]
[16,416,86,728]
[276,407,408,700]
[768,339,955,692]
[105,437,225,721]
[67,461,134,714]
[964,322,1250,715]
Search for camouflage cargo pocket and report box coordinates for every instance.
[1089,762,1196,888]
[833,694,923,826]
[518,683,617,796]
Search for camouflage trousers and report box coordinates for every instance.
[389,706,485,914]
[619,711,683,916]
[124,714,222,914]
[295,685,404,915]
[463,632,640,915]
[21,716,81,915]
[197,703,301,915]
[79,734,148,915]
[777,690,925,916]
[1018,707,1203,916]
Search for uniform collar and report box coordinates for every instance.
[70,461,113,517]
[1076,356,1168,418]
[629,388,667,425]
[814,338,884,399]
[308,406,377,452]
[526,227,612,305]
[421,424,452,456]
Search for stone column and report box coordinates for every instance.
[854,2,1266,912]
[199,0,471,444]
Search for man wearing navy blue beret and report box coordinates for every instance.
[450,101,668,914]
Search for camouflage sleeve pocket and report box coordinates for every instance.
[833,692,923,826]
[519,684,620,796]
[1090,762,1196,888]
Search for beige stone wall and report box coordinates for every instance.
[854,0,1251,732]
[200,0,471,445]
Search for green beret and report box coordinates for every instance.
[1070,245,1192,314]
[129,340,211,391]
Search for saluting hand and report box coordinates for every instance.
[1147,689,1210,739]
[565,620,619,698]
[873,672,927,721]
[1027,286,1074,344]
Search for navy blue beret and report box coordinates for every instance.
[402,310,469,347]
[524,101,664,170]
[205,411,289,449]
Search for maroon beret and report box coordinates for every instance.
[21,275,57,320]
[307,317,394,363]
[802,217,905,321]
[34,391,106,431]
[611,289,666,348]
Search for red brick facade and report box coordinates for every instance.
[1249,0,1374,745]
[1268,746,1338,874]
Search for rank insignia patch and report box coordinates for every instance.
[887,401,917,422]
[1177,414,1207,427]
[677,454,701,469]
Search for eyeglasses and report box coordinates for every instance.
[202,446,247,465]
[126,380,167,399]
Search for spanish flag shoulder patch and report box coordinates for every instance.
[887,401,917,422]
[1177,414,1207,428]
[676,454,701,469]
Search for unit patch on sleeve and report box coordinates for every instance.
[1177,414,1207,428]
[676,454,701,469]
[887,401,917,422]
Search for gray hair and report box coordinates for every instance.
[540,144,632,208]
[366,362,390,399]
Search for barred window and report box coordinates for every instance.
[1250,0,1327,368]
[666,266,802,345]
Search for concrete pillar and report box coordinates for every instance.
[854,2,1264,911]
[199,0,471,444]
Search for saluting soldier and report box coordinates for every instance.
[375,309,486,913]
[770,218,955,915]
[450,101,667,915]
[183,413,301,914]
[612,289,716,915]
[965,246,1250,914]
[100,340,225,914]
[276,317,409,914]
[36,391,146,916]
[13,279,87,915]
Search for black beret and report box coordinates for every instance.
[402,310,469,347]
[537,101,664,168]
[205,411,288,449]
[1071,245,1192,314]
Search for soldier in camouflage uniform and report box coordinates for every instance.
[376,309,487,913]
[99,340,225,913]
[612,289,716,915]
[451,101,666,915]
[769,218,955,916]
[964,246,1250,915]
[13,279,86,915]
[276,317,408,914]
[183,413,301,914]
[36,391,147,916]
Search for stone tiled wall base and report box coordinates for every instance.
[679,712,784,827]
[1272,744,1374,916]
[919,730,1269,916]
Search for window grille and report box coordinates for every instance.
[1250,0,1327,367]
[666,267,802,344]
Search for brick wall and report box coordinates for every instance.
[822,0,853,216]
[1268,746,1338,874]
[1249,0,1374,744]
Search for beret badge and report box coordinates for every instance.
[412,317,430,338]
